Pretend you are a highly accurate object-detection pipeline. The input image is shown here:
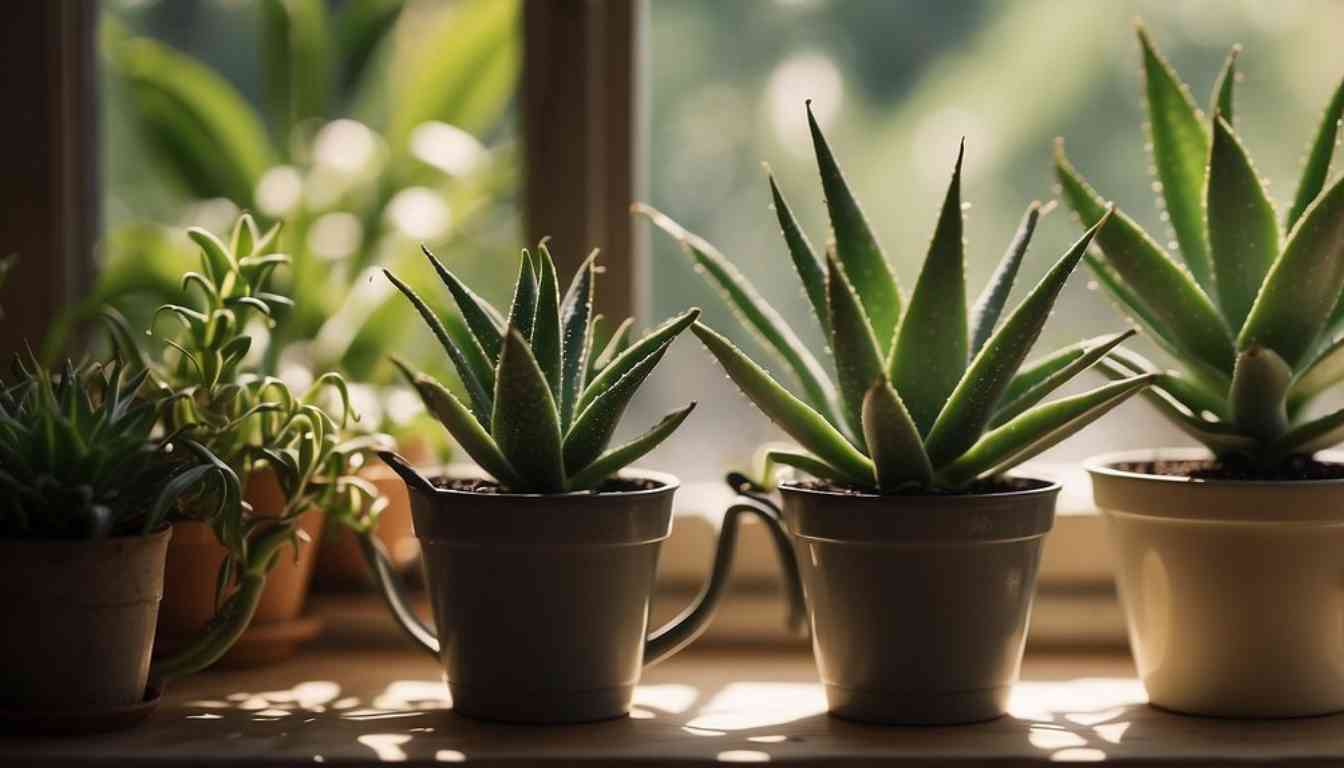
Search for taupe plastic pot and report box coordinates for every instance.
[0,528,170,712]
[1089,448,1344,718]
[735,477,1057,724]
[367,452,803,724]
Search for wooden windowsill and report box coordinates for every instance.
[7,646,1341,766]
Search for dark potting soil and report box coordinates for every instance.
[431,477,662,494]
[1116,456,1344,482]
[793,476,1042,497]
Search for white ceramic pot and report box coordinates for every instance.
[1088,448,1344,718]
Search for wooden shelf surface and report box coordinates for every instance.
[8,647,1344,765]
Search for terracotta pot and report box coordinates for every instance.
[1089,448,1344,718]
[155,468,325,665]
[313,463,417,589]
[0,528,170,711]
[766,479,1057,725]
[365,453,799,723]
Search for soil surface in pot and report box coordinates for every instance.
[430,477,662,494]
[1116,456,1344,481]
[793,476,1042,496]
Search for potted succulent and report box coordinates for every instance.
[1057,28,1344,718]
[366,243,804,723]
[0,354,271,733]
[109,214,387,666]
[643,105,1152,724]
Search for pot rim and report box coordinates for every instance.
[417,467,680,500]
[777,475,1061,504]
[1085,447,1344,488]
[0,524,172,548]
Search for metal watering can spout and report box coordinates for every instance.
[377,451,438,497]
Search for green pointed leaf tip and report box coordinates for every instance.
[1287,75,1344,231]
[1054,139,1236,376]
[1210,45,1239,123]
[862,376,932,491]
[807,100,902,352]
[576,307,700,416]
[969,201,1043,356]
[992,329,1137,428]
[559,250,598,429]
[691,321,874,485]
[566,403,695,491]
[563,342,672,475]
[506,250,539,341]
[766,167,830,337]
[923,207,1112,469]
[637,204,841,426]
[1137,23,1213,292]
[890,140,968,435]
[421,244,504,362]
[1206,115,1279,333]
[1238,172,1344,368]
[531,244,563,399]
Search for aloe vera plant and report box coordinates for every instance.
[386,244,697,493]
[643,106,1152,492]
[1056,27,1344,469]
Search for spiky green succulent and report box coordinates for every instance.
[643,105,1152,493]
[0,355,242,540]
[386,244,697,493]
[1056,27,1344,469]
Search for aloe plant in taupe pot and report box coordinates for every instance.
[646,104,1150,724]
[1059,28,1344,718]
[369,244,803,723]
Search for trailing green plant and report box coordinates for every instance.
[1055,26,1344,469]
[0,354,242,541]
[101,214,389,679]
[642,105,1153,492]
[386,244,698,493]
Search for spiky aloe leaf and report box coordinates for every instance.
[999,337,1100,407]
[1097,357,1253,455]
[559,250,597,429]
[567,403,695,491]
[506,251,539,340]
[991,329,1136,428]
[1210,46,1239,122]
[1107,346,1230,419]
[807,102,902,352]
[691,322,873,486]
[639,206,843,429]
[768,169,830,338]
[1269,404,1344,458]
[1055,142,1235,376]
[890,142,968,435]
[1207,115,1279,331]
[576,309,699,416]
[923,210,1110,469]
[1287,76,1344,231]
[1137,25,1213,292]
[422,244,504,362]
[531,245,563,399]
[490,329,565,492]
[1230,346,1291,443]
[763,448,854,486]
[589,317,633,382]
[827,251,886,443]
[862,376,932,491]
[382,269,492,421]
[1292,335,1344,401]
[1238,174,1344,368]
[390,357,521,487]
[969,202,1043,357]
[563,343,671,475]
[937,374,1155,487]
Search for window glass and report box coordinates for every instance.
[641,0,1344,482]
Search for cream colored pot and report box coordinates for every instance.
[1088,448,1344,718]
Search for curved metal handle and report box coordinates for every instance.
[643,493,807,667]
[359,530,440,657]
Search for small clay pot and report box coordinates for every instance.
[313,463,417,589]
[154,468,325,665]
[774,479,1058,725]
[0,528,171,711]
